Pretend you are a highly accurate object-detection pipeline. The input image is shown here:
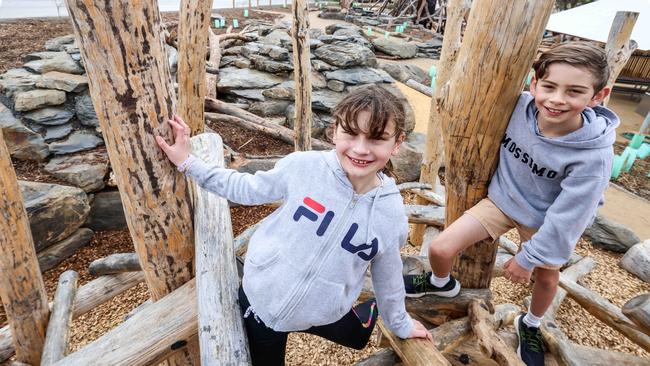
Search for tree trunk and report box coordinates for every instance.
[291,0,312,151]
[0,131,49,366]
[603,11,639,106]
[190,133,250,365]
[178,0,214,134]
[88,253,141,276]
[440,0,554,288]
[41,271,79,366]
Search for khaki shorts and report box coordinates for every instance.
[466,197,560,270]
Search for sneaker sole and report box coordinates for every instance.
[514,314,522,358]
[405,280,461,298]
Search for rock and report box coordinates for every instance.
[236,157,281,175]
[22,107,74,125]
[325,23,363,35]
[285,105,331,138]
[36,71,88,92]
[19,180,90,252]
[259,44,289,61]
[166,44,178,74]
[249,54,294,74]
[332,29,372,49]
[83,190,127,231]
[224,46,243,56]
[23,51,66,62]
[312,89,345,112]
[0,102,50,160]
[241,42,263,58]
[44,150,109,192]
[14,89,66,112]
[378,61,430,85]
[311,59,338,72]
[228,89,266,102]
[262,81,295,100]
[217,67,284,91]
[620,240,650,282]
[309,39,324,49]
[24,52,84,75]
[38,228,94,272]
[313,43,375,68]
[260,29,292,47]
[234,58,251,69]
[48,131,104,155]
[220,55,239,68]
[43,123,74,142]
[584,214,641,252]
[327,80,346,92]
[75,92,100,127]
[309,70,328,89]
[324,67,393,85]
[249,100,291,117]
[0,68,39,97]
[371,37,418,59]
[390,132,425,183]
[44,34,76,51]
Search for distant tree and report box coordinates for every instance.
[555,0,595,11]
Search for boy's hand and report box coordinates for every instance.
[155,115,191,167]
[407,319,433,342]
[503,257,532,284]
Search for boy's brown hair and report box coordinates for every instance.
[532,41,610,92]
[332,84,406,140]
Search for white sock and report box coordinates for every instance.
[430,273,450,287]
[523,312,543,328]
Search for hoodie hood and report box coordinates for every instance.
[523,91,620,149]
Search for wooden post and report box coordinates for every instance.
[291,0,312,151]
[64,1,197,364]
[439,0,554,288]
[603,11,639,106]
[0,130,49,365]
[191,133,250,364]
[623,293,650,335]
[41,271,79,366]
[410,0,467,246]
[178,0,213,134]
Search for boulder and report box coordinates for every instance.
[44,150,109,192]
[285,105,332,138]
[390,132,425,183]
[224,46,243,56]
[378,61,431,85]
[260,29,293,47]
[75,92,100,127]
[44,34,76,51]
[14,89,66,112]
[48,131,104,155]
[83,190,128,231]
[312,89,345,112]
[38,228,94,272]
[43,123,74,142]
[324,67,393,85]
[217,67,284,91]
[332,29,372,49]
[310,70,328,89]
[19,180,90,252]
[249,100,291,117]
[313,43,375,68]
[228,89,266,102]
[0,101,49,160]
[262,81,295,100]
[0,68,39,97]
[327,80,346,92]
[23,107,74,126]
[240,42,263,58]
[371,37,418,59]
[234,58,251,69]
[311,59,338,72]
[35,71,88,92]
[259,44,289,61]
[23,51,67,62]
[24,52,84,75]
[325,23,363,35]
[249,54,294,74]
[583,214,641,252]
[620,240,650,283]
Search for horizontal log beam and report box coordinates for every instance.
[404,205,445,227]
[377,318,450,366]
[88,253,141,276]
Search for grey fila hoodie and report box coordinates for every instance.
[488,92,620,271]
[184,149,413,338]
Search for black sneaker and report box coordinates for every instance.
[403,272,460,298]
[515,314,545,366]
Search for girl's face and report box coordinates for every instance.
[333,110,403,189]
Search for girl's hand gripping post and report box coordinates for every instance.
[156,115,192,167]
[408,319,433,341]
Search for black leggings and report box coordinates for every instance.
[238,287,377,366]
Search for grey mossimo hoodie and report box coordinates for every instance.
[489,92,620,271]
[185,149,413,338]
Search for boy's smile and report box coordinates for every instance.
[530,63,609,137]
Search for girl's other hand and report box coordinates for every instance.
[408,319,432,341]
[156,115,191,167]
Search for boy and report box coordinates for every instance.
[404,42,619,366]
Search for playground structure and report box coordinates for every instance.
[1,1,650,366]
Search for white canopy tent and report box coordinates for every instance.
[545,0,650,51]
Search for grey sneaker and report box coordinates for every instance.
[515,314,545,366]
[403,272,460,298]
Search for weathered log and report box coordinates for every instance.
[405,79,432,96]
[410,0,466,246]
[190,133,250,364]
[572,343,650,366]
[603,11,639,106]
[468,300,524,366]
[41,270,79,366]
[0,271,145,363]
[0,130,49,365]
[404,204,445,227]
[406,289,492,326]
[88,253,141,276]
[622,293,650,335]
[291,0,312,150]
[52,279,197,366]
[178,0,212,134]
[377,319,450,366]
[397,182,432,191]
[441,0,554,288]
[206,29,220,99]
[559,277,650,352]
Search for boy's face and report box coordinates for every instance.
[333,110,403,185]
[530,63,610,133]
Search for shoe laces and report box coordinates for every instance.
[412,273,429,291]
[521,325,544,353]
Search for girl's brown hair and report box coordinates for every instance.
[332,84,406,140]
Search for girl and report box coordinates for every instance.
[156,85,431,365]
